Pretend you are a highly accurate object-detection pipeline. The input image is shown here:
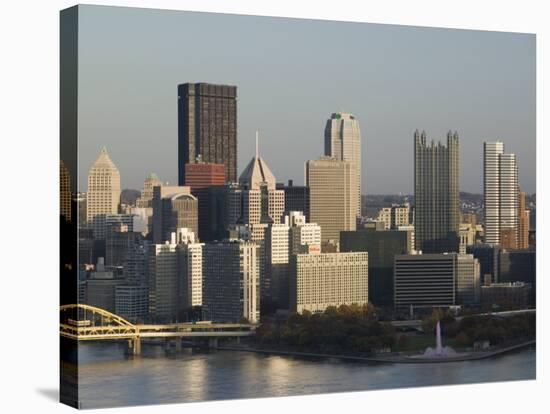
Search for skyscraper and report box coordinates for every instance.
[324,112,362,217]
[518,190,530,249]
[203,240,260,323]
[60,159,72,222]
[178,83,237,185]
[306,156,356,244]
[414,130,459,253]
[185,161,226,241]
[483,141,519,247]
[86,147,121,224]
[136,173,162,208]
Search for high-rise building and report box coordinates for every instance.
[203,240,260,323]
[289,252,368,313]
[115,285,149,323]
[136,173,162,208]
[324,112,362,217]
[152,185,198,243]
[176,228,204,310]
[185,161,226,241]
[235,145,285,241]
[518,190,530,249]
[288,211,322,255]
[60,159,72,222]
[105,222,142,267]
[178,83,237,184]
[414,130,459,253]
[306,156,356,244]
[483,142,519,247]
[148,229,202,322]
[86,147,121,224]
[276,180,310,221]
[340,227,412,306]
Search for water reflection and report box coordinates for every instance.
[76,343,535,409]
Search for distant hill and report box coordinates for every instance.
[121,189,140,206]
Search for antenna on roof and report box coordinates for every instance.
[255,130,259,158]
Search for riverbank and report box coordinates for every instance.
[217,339,535,364]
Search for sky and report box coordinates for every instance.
[77,5,536,194]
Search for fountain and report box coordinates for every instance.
[416,320,458,358]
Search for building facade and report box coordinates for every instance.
[394,252,480,311]
[484,141,519,247]
[306,156,356,244]
[86,147,121,225]
[414,130,459,253]
[324,112,362,217]
[340,228,412,307]
[276,179,310,221]
[152,185,198,243]
[178,83,237,184]
[290,252,369,313]
[203,240,260,323]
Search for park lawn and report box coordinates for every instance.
[394,334,461,352]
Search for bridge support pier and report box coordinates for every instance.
[175,338,182,352]
[208,337,218,349]
[128,337,141,356]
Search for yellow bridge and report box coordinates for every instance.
[60,304,256,355]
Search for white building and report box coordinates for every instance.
[86,147,121,224]
[148,228,203,322]
[324,112,362,217]
[484,141,519,246]
[290,252,369,313]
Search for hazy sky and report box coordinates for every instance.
[77,5,536,194]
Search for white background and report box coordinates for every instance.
[0,0,547,413]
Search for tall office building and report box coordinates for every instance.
[290,252,369,313]
[518,190,530,249]
[324,112,362,217]
[86,147,121,224]
[152,185,198,243]
[185,161,226,241]
[60,159,72,222]
[203,240,260,323]
[176,228,204,310]
[236,145,285,241]
[484,141,519,247]
[414,130,459,253]
[178,83,237,184]
[306,156,356,244]
[148,229,202,322]
[136,173,162,208]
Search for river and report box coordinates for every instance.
[75,342,535,409]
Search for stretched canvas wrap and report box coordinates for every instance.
[60,4,536,409]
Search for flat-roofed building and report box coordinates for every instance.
[290,252,368,313]
[203,240,260,323]
[306,156,356,244]
[394,252,481,311]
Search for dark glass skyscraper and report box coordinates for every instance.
[414,130,460,253]
[178,83,237,185]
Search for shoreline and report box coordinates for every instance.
[217,340,535,364]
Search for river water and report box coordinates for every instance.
[76,342,535,409]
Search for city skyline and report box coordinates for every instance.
[76,5,535,194]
